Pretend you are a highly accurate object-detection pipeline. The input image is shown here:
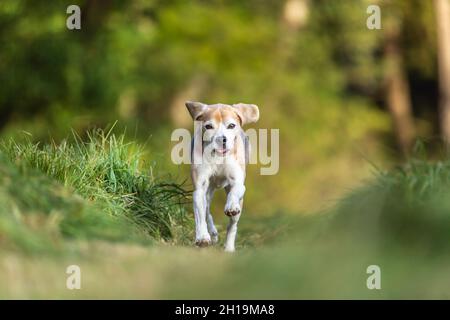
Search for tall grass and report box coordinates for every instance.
[322,156,450,254]
[0,128,192,252]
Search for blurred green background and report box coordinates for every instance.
[2,0,443,213]
[2,0,450,299]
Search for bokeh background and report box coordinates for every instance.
[2,0,446,214]
[3,0,450,299]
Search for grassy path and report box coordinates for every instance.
[2,131,450,298]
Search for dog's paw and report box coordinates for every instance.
[195,233,212,248]
[224,246,235,253]
[195,239,211,247]
[224,202,241,217]
[211,232,219,244]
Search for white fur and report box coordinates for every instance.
[192,154,245,252]
[186,102,258,252]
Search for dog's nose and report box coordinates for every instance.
[216,136,227,145]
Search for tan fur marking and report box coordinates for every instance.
[196,106,245,164]
[220,107,241,125]
[213,109,222,123]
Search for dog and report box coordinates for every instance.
[185,101,259,252]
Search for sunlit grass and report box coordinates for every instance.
[0,128,193,252]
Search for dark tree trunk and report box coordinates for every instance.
[383,17,415,155]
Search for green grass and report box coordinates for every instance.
[0,128,193,253]
[2,131,450,298]
[325,157,450,254]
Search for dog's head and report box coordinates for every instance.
[185,101,259,157]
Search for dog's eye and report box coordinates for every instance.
[205,124,213,130]
[227,123,236,129]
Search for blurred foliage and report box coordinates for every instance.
[1,1,449,299]
[0,0,441,212]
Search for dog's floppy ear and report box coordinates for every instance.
[232,103,260,125]
[185,101,207,120]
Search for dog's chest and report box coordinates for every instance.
[205,163,239,188]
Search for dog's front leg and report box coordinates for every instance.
[224,183,245,217]
[193,185,211,247]
[224,210,241,252]
[224,184,245,252]
[206,187,219,244]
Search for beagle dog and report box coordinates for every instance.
[185,101,259,252]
